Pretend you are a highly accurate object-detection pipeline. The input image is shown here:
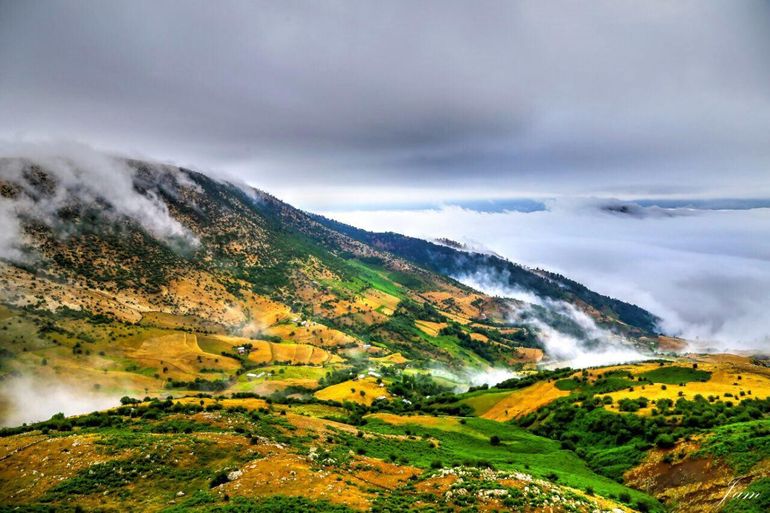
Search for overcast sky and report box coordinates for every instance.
[1,1,769,209]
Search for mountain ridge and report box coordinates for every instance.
[310,213,660,335]
[0,154,660,370]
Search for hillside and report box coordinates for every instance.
[1,153,767,512]
[311,215,660,335]
[0,154,663,400]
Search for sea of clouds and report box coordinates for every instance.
[322,199,770,353]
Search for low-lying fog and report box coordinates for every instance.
[0,375,121,427]
[457,271,650,369]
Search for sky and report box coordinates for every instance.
[1,1,769,349]
[1,1,769,208]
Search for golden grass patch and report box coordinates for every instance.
[171,396,270,411]
[200,335,340,366]
[514,347,544,363]
[0,434,105,502]
[267,321,359,348]
[419,290,483,317]
[415,320,448,337]
[219,449,416,510]
[131,333,240,379]
[314,377,390,406]
[470,332,488,342]
[481,381,570,421]
[604,361,770,414]
[372,353,408,365]
[367,412,462,430]
[360,288,401,315]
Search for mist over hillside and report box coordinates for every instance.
[454,271,651,368]
[0,146,675,428]
[323,202,770,353]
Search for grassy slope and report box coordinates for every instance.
[362,415,660,508]
[0,398,652,513]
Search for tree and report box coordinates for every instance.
[490,435,501,446]
[655,433,675,449]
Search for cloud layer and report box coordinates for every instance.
[0,1,769,206]
[322,200,770,352]
[0,2,767,355]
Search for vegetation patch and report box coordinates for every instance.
[639,366,712,385]
[695,419,770,473]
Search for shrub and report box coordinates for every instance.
[210,471,230,488]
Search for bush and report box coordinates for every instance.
[210,471,230,488]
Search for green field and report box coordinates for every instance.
[322,259,407,301]
[639,366,712,384]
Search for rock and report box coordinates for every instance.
[227,470,243,481]
[176,491,185,497]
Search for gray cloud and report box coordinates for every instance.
[0,1,769,204]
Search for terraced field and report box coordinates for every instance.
[131,333,240,379]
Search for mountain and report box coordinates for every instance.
[311,215,660,334]
[0,154,660,375]
[1,152,768,513]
